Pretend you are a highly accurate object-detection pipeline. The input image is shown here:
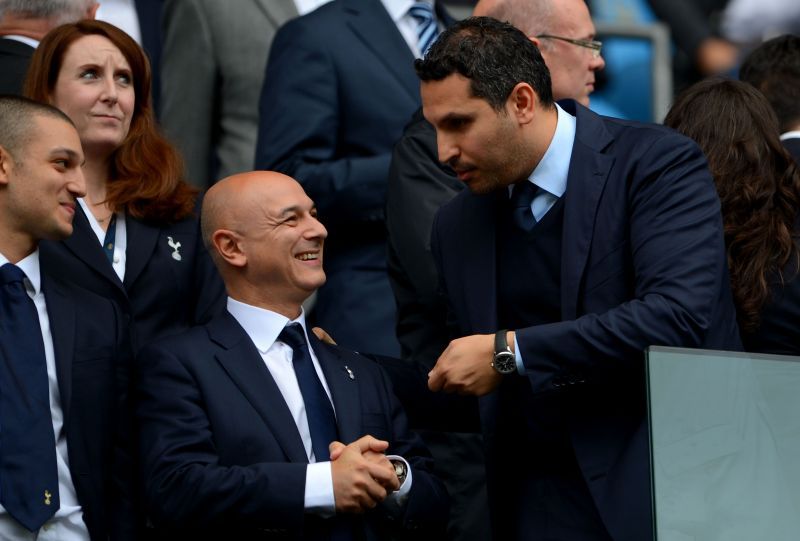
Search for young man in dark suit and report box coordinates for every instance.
[0,96,134,539]
[418,17,742,541]
[136,171,448,539]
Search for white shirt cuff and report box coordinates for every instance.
[514,334,525,374]
[304,462,336,517]
[385,454,413,508]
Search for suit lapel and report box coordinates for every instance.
[462,193,501,333]
[210,314,308,463]
[123,217,159,289]
[559,102,615,320]
[63,206,125,291]
[342,0,420,103]
[41,275,75,426]
[308,336,362,445]
[254,0,298,27]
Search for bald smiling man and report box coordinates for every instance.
[135,171,448,540]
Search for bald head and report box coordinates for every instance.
[473,0,553,38]
[472,0,604,104]
[202,171,328,315]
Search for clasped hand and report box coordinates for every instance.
[329,435,399,513]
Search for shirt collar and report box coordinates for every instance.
[780,130,800,141]
[382,0,433,22]
[0,249,42,296]
[1,35,39,49]
[527,103,576,198]
[226,297,310,354]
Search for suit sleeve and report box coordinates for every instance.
[159,0,215,188]
[136,341,307,530]
[386,111,462,366]
[515,134,736,392]
[373,363,450,532]
[254,20,389,224]
[647,0,719,58]
[109,298,140,540]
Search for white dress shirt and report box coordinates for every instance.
[226,298,412,515]
[381,0,441,58]
[509,103,577,373]
[96,0,142,45]
[78,199,128,282]
[0,251,89,540]
[0,35,39,48]
[780,131,800,142]
[293,0,333,16]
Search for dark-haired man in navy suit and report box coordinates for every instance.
[418,17,742,541]
[136,171,448,539]
[0,96,134,539]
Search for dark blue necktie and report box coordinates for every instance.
[279,323,338,462]
[510,181,540,232]
[0,264,60,531]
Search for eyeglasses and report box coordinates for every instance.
[536,34,603,58]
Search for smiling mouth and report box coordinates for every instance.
[295,251,319,261]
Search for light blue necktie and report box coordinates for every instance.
[409,2,438,56]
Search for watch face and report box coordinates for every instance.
[493,351,516,374]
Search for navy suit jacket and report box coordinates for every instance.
[432,101,742,541]
[255,0,452,229]
[39,271,135,539]
[0,38,33,95]
[136,311,448,539]
[39,205,225,352]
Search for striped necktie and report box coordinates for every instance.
[409,2,438,56]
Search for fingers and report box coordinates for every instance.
[350,434,389,454]
[329,440,346,461]
[312,326,337,345]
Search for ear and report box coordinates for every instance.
[211,229,247,269]
[507,82,538,125]
[529,36,542,49]
[0,146,15,187]
[86,2,100,20]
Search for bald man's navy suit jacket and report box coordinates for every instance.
[431,101,742,541]
[136,311,448,539]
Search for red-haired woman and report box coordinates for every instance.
[665,78,800,354]
[25,20,225,350]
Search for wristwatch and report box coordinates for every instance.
[390,458,408,486]
[492,330,517,375]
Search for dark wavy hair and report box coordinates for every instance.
[24,20,196,224]
[415,16,553,111]
[665,77,800,332]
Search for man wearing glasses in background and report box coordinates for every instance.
[384,2,604,539]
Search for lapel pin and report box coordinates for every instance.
[44,490,52,505]
[344,365,355,380]
[167,236,182,261]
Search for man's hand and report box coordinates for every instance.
[428,333,509,396]
[330,436,399,513]
[312,327,337,345]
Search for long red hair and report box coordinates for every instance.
[24,20,196,223]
